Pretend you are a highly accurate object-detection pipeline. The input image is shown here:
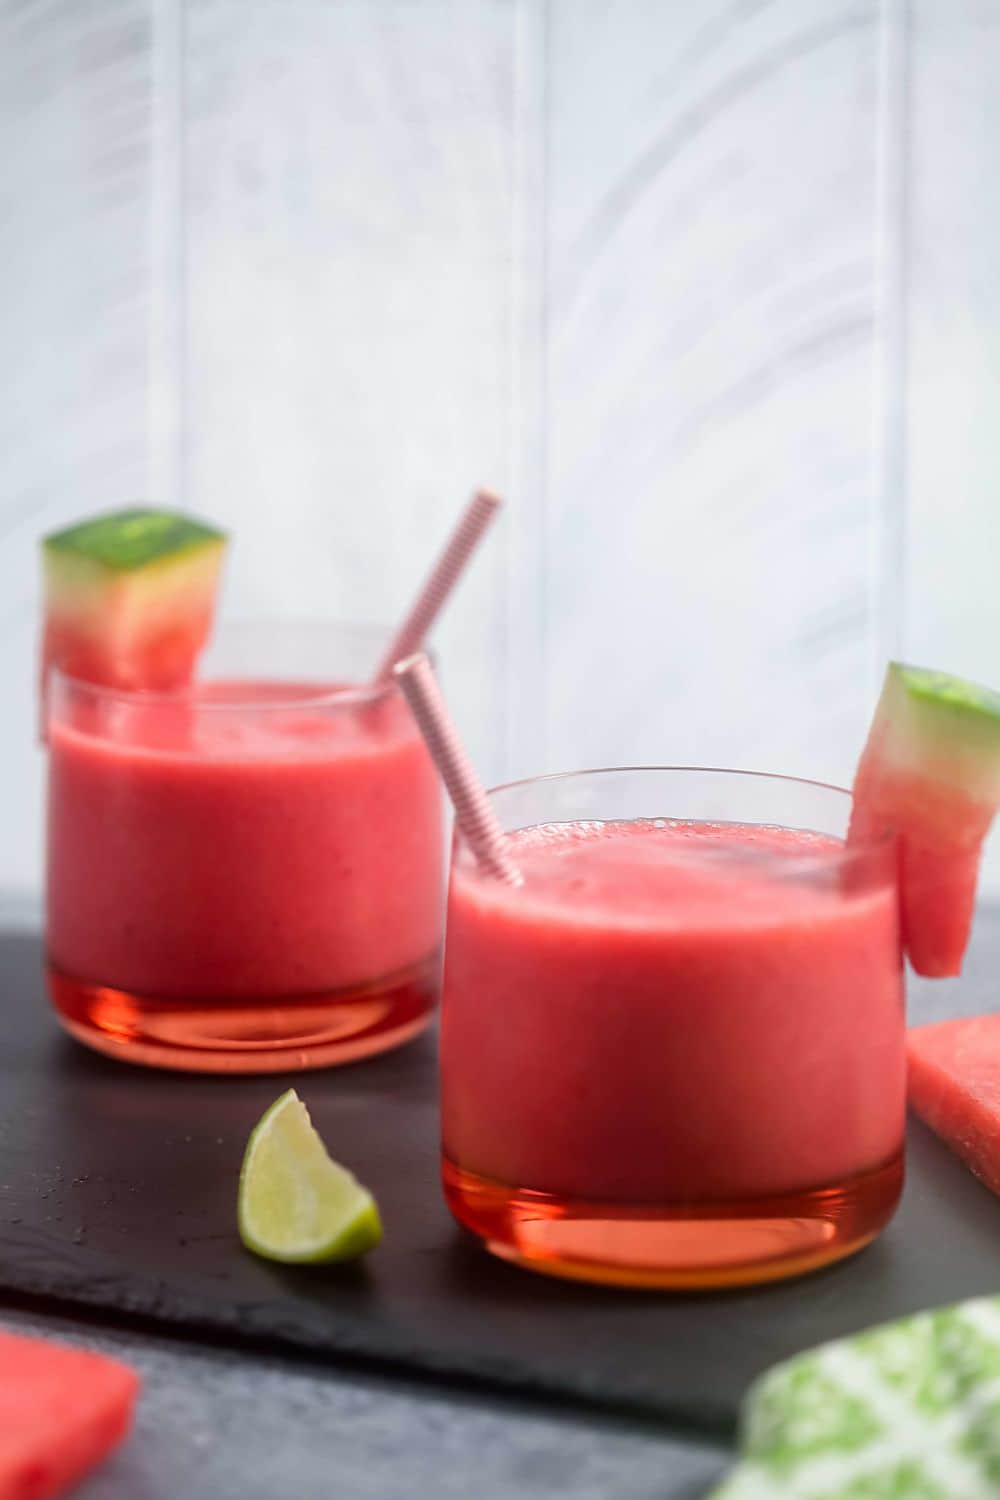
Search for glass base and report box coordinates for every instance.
[442,1152,903,1289]
[48,953,439,1073]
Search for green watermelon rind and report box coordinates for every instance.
[880,662,1000,797]
[44,507,225,574]
[895,662,1000,732]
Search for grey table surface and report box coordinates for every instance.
[1,894,995,1500]
[0,1303,727,1500]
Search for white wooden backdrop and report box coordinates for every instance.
[2,0,1000,897]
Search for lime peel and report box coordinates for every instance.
[238,1089,382,1264]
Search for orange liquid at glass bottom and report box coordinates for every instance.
[442,1153,904,1290]
[47,952,438,1074]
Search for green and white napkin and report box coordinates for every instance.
[710,1296,1000,1499]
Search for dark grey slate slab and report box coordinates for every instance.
[0,920,996,1437]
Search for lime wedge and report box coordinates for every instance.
[238,1090,382,1264]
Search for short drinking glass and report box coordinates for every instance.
[46,620,444,1072]
[441,767,904,1288]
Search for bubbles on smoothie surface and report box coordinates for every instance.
[480,818,847,920]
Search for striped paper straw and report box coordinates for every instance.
[374,489,502,682]
[393,652,522,886]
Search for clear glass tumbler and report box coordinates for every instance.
[441,767,904,1289]
[45,620,444,1072]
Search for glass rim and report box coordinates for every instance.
[486,763,854,799]
[48,616,428,713]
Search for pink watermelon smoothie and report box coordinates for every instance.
[47,679,443,1001]
[442,819,905,1204]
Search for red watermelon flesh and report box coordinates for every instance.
[41,508,227,697]
[898,840,982,981]
[908,1015,1000,1195]
[0,1333,139,1499]
[850,663,1000,977]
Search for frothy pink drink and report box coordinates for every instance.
[442,818,905,1205]
[46,677,443,1070]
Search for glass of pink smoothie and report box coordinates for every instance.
[46,621,444,1072]
[441,767,905,1288]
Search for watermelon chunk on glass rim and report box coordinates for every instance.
[41,507,226,698]
[850,662,1000,977]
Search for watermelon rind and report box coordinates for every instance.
[44,507,225,572]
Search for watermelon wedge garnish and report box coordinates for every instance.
[908,1015,1000,1195]
[0,1332,139,1498]
[850,662,1000,977]
[42,507,226,695]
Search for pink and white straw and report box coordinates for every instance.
[374,490,502,682]
[393,652,522,886]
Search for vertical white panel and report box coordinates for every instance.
[182,0,516,778]
[0,0,153,892]
[542,0,882,788]
[505,0,548,777]
[903,1,1000,680]
[904,0,1000,895]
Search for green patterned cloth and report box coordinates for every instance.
[710,1296,1000,1498]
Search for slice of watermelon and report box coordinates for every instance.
[908,1015,1000,1195]
[850,662,1000,977]
[0,1332,139,1499]
[42,507,226,693]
